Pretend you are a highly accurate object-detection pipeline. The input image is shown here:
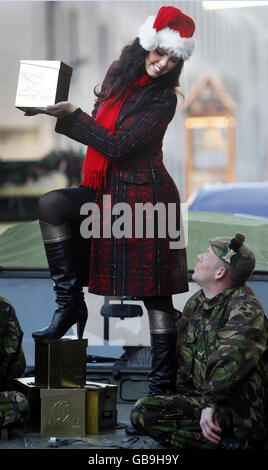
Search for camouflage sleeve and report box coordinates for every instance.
[201,297,267,408]
[0,297,25,387]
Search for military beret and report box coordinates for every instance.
[209,232,255,275]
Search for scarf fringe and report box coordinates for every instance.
[81,168,107,190]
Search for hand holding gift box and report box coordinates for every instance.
[23,101,78,117]
[15,60,73,114]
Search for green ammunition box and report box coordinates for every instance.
[40,388,86,437]
[13,377,40,432]
[85,381,118,434]
[35,338,87,388]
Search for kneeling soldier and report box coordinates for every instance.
[0,296,29,433]
[130,233,268,449]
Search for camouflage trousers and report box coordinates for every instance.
[0,391,29,430]
[130,393,232,449]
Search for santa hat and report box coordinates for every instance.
[138,6,195,60]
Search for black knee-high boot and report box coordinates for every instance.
[147,309,178,396]
[32,221,88,341]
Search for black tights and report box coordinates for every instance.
[38,187,97,236]
[38,188,174,313]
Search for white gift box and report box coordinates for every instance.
[15,60,73,111]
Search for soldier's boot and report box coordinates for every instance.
[147,309,178,396]
[32,221,88,341]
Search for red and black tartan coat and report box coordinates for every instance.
[55,82,189,298]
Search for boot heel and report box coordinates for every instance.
[77,318,86,339]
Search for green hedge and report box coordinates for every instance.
[0,149,84,187]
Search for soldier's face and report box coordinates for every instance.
[192,246,222,288]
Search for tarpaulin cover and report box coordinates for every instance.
[0,212,267,271]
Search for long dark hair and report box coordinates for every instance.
[94,38,184,114]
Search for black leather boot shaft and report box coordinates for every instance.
[148,331,177,395]
[32,223,88,341]
[147,309,178,395]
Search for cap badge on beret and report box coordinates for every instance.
[219,246,240,265]
[219,233,245,266]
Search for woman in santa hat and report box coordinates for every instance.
[27,6,195,396]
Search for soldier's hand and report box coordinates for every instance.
[200,407,222,444]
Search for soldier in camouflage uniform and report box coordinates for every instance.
[130,233,268,449]
[0,296,29,430]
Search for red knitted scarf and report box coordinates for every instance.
[80,74,152,189]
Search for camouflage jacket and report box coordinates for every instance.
[0,296,26,390]
[176,284,268,439]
